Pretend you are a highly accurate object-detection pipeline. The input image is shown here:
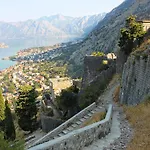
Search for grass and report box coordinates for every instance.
[81,112,106,127]
[123,97,150,150]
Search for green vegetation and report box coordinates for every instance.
[3,100,16,141]
[56,85,79,118]
[0,132,24,150]
[15,85,37,132]
[79,73,114,109]
[81,111,106,127]
[36,61,67,78]
[1,74,15,93]
[91,51,105,57]
[0,87,5,121]
[119,15,146,55]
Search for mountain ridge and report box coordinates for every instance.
[0,13,106,40]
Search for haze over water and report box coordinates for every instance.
[0,37,67,71]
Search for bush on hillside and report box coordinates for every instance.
[118,15,146,55]
[91,51,105,57]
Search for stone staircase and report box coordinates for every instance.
[28,104,112,150]
[52,105,105,140]
[28,104,105,148]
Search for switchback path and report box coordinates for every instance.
[83,81,133,150]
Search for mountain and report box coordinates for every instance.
[0,14,106,40]
[14,0,150,77]
[69,0,150,65]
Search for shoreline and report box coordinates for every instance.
[0,43,9,48]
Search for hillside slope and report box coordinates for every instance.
[69,0,150,65]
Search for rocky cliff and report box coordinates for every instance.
[120,49,150,105]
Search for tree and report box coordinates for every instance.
[4,100,16,141]
[15,85,37,132]
[0,132,24,150]
[118,15,146,55]
[56,85,79,118]
[0,87,5,123]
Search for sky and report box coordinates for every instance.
[0,0,124,22]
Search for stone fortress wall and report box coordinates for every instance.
[120,54,150,105]
[29,104,113,150]
[81,55,116,89]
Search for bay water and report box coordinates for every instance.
[0,37,67,71]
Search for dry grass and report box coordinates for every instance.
[113,86,120,103]
[123,99,150,150]
[81,112,106,127]
[108,74,121,87]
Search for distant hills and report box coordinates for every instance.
[0,13,106,40]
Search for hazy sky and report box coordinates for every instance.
[0,0,124,22]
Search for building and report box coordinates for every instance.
[138,20,150,31]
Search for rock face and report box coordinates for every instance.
[120,54,150,105]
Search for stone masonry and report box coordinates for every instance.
[120,54,150,105]
[28,105,113,150]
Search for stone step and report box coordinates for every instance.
[87,113,92,117]
[83,116,89,119]
[67,126,74,131]
[91,110,97,114]
[58,133,65,137]
[71,124,78,128]
[62,130,69,134]
[97,106,103,109]
[94,108,101,111]
[80,118,86,122]
[53,135,60,139]
[76,121,82,125]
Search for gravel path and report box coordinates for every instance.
[83,81,133,150]
[103,105,133,150]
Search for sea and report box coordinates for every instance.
[0,37,68,71]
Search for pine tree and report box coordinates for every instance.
[0,87,5,124]
[119,15,146,55]
[15,85,37,132]
[4,100,16,141]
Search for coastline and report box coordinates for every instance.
[0,43,9,48]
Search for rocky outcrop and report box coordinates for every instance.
[120,53,150,105]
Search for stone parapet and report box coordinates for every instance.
[31,102,96,146]
[29,104,113,150]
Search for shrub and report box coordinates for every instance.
[91,51,105,57]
